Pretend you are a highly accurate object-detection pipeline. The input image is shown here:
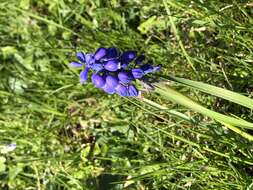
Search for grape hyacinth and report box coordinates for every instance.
[70,47,161,97]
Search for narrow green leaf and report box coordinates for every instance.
[155,84,253,129]
[142,90,253,141]
[164,75,253,110]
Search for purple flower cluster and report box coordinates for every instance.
[70,47,161,97]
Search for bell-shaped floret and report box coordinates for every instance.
[131,68,144,79]
[105,75,119,89]
[106,47,119,59]
[115,84,128,97]
[128,85,139,97]
[70,62,83,68]
[94,47,107,60]
[91,73,105,88]
[135,54,145,64]
[118,71,133,83]
[104,60,119,71]
[102,84,115,94]
[121,51,136,63]
[140,64,161,74]
[76,52,86,62]
[80,67,89,84]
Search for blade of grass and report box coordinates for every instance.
[161,75,253,110]
[155,83,253,129]
[163,0,196,72]
[219,121,253,141]
[140,94,253,141]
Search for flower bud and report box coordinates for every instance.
[141,64,161,74]
[128,85,139,97]
[104,60,119,71]
[115,84,128,97]
[91,73,105,88]
[118,71,133,83]
[70,62,83,68]
[140,64,153,74]
[106,47,119,59]
[131,68,144,79]
[121,51,136,62]
[76,52,86,62]
[135,54,145,64]
[80,67,89,84]
[153,65,161,72]
[103,84,115,94]
[105,75,119,89]
[94,47,107,60]
[120,61,129,69]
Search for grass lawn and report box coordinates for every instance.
[0,0,253,189]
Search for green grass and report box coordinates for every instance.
[1,0,253,189]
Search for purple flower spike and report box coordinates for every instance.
[121,51,136,62]
[103,84,115,94]
[104,60,119,71]
[116,84,128,97]
[128,85,139,97]
[106,47,119,59]
[106,75,119,89]
[70,62,83,68]
[80,67,89,84]
[69,47,161,97]
[118,71,133,83]
[132,68,144,79]
[76,52,86,62]
[92,73,105,88]
[135,54,145,64]
[94,47,107,60]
